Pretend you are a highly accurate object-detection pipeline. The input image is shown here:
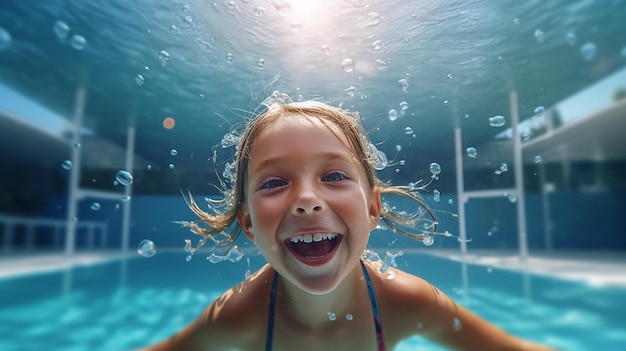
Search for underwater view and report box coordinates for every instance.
[1,0,626,350]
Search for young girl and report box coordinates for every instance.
[142,93,555,351]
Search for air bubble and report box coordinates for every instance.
[371,40,383,51]
[422,235,434,246]
[321,45,330,55]
[565,31,577,46]
[70,34,87,50]
[376,59,388,71]
[388,109,398,121]
[534,29,545,43]
[327,311,337,321]
[500,163,508,172]
[257,58,265,70]
[366,12,381,27]
[400,101,409,110]
[253,6,266,17]
[342,58,354,72]
[371,150,388,170]
[404,127,413,135]
[227,52,233,62]
[433,189,441,202]
[489,115,506,127]
[62,160,73,170]
[115,170,133,186]
[53,21,70,40]
[159,50,170,65]
[581,42,597,61]
[429,162,441,175]
[398,78,409,92]
[0,27,11,50]
[137,239,156,258]
[135,74,145,86]
[170,149,178,156]
[90,202,101,211]
[452,317,462,331]
[169,163,175,169]
[346,314,353,321]
[534,106,545,116]
[534,155,543,163]
[466,147,477,158]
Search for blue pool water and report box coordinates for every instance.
[1,252,625,351]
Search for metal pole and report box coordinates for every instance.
[510,90,529,260]
[65,86,86,255]
[121,126,135,253]
[454,126,467,255]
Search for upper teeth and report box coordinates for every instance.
[289,233,337,243]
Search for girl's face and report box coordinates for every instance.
[238,115,381,295]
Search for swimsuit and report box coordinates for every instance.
[265,260,386,351]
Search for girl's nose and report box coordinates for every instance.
[292,184,323,215]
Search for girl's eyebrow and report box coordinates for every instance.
[251,152,357,174]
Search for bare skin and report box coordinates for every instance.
[142,261,554,351]
[140,115,555,351]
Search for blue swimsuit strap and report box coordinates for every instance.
[265,269,279,351]
[265,260,386,351]
[360,260,386,351]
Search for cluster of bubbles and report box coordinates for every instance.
[366,143,388,170]
[433,189,441,202]
[207,246,244,263]
[53,20,87,50]
[534,27,599,61]
[494,163,508,175]
[380,250,403,273]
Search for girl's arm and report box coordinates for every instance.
[379,267,557,351]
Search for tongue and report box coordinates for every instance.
[290,238,337,258]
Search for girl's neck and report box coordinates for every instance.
[275,263,365,328]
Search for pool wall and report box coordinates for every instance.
[9,190,625,252]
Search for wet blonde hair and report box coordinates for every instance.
[180,94,438,252]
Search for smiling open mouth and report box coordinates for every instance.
[285,233,342,264]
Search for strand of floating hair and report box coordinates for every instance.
[177,190,226,239]
[379,185,438,238]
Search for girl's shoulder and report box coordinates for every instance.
[205,264,275,326]
[361,259,452,340]
[190,265,275,349]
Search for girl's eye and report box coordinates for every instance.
[323,171,349,183]
[259,178,287,190]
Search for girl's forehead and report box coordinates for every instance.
[250,113,359,158]
[261,113,349,140]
